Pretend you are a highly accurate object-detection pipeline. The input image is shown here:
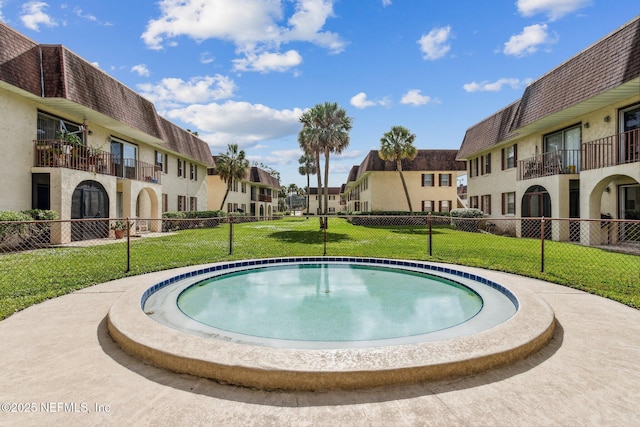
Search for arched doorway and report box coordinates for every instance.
[71,181,109,241]
[521,185,551,239]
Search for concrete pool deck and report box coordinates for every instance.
[1,264,639,426]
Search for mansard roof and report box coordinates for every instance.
[0,22,213,166]
[353,149,465,181]
[458,15,640,160]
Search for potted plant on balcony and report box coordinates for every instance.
[110,220,129,239]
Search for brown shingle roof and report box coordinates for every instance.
[0,22,213,166]
[356,149,465,180]
[511,16,640,130]
[249,167,281,189]
[458,15,640,159]
[309,187,341,195]
[457,101,520,159]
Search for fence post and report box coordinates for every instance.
[126,217,131,273]
[228,215,234,255]
[428,214,433,257]
[540,217,545,273]
[323,216,327,256]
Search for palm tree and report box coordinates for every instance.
[216,143,249,211]
[298,154,317,217]
[379,125,418,214]
[298,102,352,228]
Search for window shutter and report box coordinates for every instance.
[501,193,506,215]
[421,174,425,187]
[514,144,518,163]
[501,148,505,170]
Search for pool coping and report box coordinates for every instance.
[107,257,556,391]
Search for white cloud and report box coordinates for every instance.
[259,149,305,166]
[233,49,303,73]
[517,0,592,21]
[137,75,236,109]
[349,92,389,109]
[166,101,305,149]
[20,1,57,31]
[141,0,344,72]
[400,89,432,106]
[200,52,215,64]
[463,77,533,92]
[417,25,452,60]
[503,24,556,57]
[382,0,392,6]
[131,64,150,77]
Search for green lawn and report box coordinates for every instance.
[0,217,638,320]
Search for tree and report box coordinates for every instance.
[287,183,299,212]
[298,154,317,217]
[216,143,249,211]
[379,125,418,213]
[298,102,352,228]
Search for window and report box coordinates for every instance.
[189,197,197,211]
[481,195,491,215]
[469,196,479,209]
[544,124,581,171]
[232,180,239,192]
[177,159,184,177]
[37,112,85,143]
[110,138,137,179]
[502,192,516,215]
[177,195,186,212]
[241,182,247,193]
[155,151,167,173]
[190,163,197,180]
[422,200,434,212]
[502,145,517,170]
[227,203,233,213]
[483,154,491,174]
[470,158,478,178]
[439,200,451,213]
[439,173,452,187]
[329,195,336,200]
[422,173,434,187]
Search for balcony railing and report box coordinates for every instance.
[251,193,272,202]
[34,140,161,184]
[581,128,639,170]
[518,149,581,180]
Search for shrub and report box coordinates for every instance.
[0,211,33,222]
[22,209,59,220]
[450,208,484,218]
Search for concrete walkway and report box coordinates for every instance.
[0,265,639,426]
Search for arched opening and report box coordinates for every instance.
[521,185,551,239]
[71,180,109,241]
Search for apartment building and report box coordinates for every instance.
[207,163,280,217]
[307,187,343,214]
[457,16,640,245]
[342,149,466,213]
[0,23,214,243]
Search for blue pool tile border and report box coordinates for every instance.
[140,257,519,310]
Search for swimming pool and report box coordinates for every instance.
[108,257,555,390]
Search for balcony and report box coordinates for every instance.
[581,128,639,170]
[518,129,640,180]
[518,150,581,180]
[34,140,161,184]
[251,193,272,202]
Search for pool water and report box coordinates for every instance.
[177,264,483,342]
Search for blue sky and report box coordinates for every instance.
[1,1,639,188]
